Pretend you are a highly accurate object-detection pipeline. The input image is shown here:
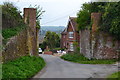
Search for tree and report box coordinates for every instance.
[2,2,24,29]
[29,5,45,29]
[77,2,107,30]
[77,9,91,30]
[40,31,60,50]
[102,2,120,39]
[77,2,120,40]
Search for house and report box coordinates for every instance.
[61,17,79,52]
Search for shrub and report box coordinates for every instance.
[2,24,27,39]
[61,53,89,62]
[50,49,57,53]
[107,71,120,79]
[53,48,62,50]
[2,2,24,29]
[77,2,120,40]
[61,53,117,64]
[2,56,46,79]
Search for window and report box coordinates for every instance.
[69,43,74,51]
[63,35,65,38]
[64,42,65,46]
[69,32,73,38]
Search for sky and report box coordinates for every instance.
[0,0,92,26]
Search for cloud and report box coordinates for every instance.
[1,0,91,26]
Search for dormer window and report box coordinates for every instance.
[69,32,73,38]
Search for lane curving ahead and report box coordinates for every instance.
[33,54,118,78]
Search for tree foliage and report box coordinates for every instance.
[77,2,120,40]
[77,9,91,30]
[77,2,107,30]
[29,5,45,29]
[40,31,60,50]
[2,2,27,43]
[2,2,24,29]
[101,2,120,39]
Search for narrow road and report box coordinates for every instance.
[33,54,118,78]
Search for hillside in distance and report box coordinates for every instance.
[39,26,65,43]
[40,26,65,36]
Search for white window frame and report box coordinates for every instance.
[69,43,74,51]
[63,35,65,38]
[64,42,65,46]
[69,32,74,38]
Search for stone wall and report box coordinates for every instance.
[80,13,120,59]
[92,32,120,59]
[2,8,39,62]
[80,29,92,59]
[2,30,28,62]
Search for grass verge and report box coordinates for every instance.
[2,56,46,79]
[107,71,120,80]
[61,53,118,64]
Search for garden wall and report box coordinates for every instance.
[2,30,28,62]
[2,8,39,62]
[80,13,120,59]
[80,29,91,59]
[91,31,120,59]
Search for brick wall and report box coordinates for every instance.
[61,19,79,52]
[61,34,67,48]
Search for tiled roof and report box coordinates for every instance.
[61,17,78,34]
[69,17,78,31]
[61,27,67,34]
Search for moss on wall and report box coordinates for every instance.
[2,29,29,62]
[2,8,39,62]
[80,13,119,59]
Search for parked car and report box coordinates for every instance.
[39,48,42,54]
[62,51,66,54]
[57,50,62,54]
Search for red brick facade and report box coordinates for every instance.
[44,51,53,55]
[61,17,79,52]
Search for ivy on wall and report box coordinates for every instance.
[77,2,120,40]
[101,2,120,40]
[2,2,27,45]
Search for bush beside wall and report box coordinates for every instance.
[61,53,118,64]
[2,29,28,62]
[2,56,46,79]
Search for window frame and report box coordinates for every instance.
[69,32,74,38]
[69,42,74,51]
